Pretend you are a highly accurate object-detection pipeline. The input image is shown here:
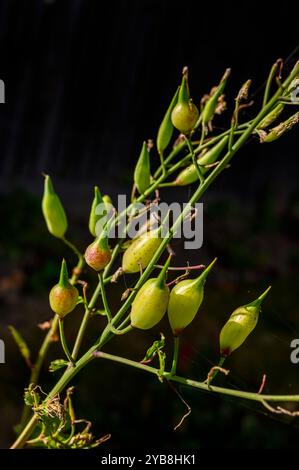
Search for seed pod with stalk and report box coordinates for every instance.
[122,227,163,273]
[157,86,180,156]
[49,259,79,318]
[130,255,171,330]
[42,174,68,239]
[220,286,271,357]
[84,229,112,271]
[261,111,299,143]
[134,141,151,195]
[171,68,199,135]
[168,258,217,336]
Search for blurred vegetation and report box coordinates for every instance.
[0,186,299,448]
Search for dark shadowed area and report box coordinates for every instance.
[0,0,299,449]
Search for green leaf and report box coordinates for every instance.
[8,325,31,367]
[49,359,68,373]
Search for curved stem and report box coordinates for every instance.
[11,61,299,448]
[263,60,280,106]
[170,336,180,376]
[58,319,75,366]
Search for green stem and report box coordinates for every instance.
[207,356,226,384]
[59,319,75,366]
[19,254,85,430]
[170,336,180,376]
[185,137,205,184]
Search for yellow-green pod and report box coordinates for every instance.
[175,136,228,186]
[168,258,216,335]
[202,69,231,125]
[122,229,163,273]
[42,174,68,238]
[262,112,299,143]
[219,286,271,356]
[89,186,104,237]
[134,142,151,195]
[257,103,284,130]
[85,230,111,271]
[130,256,171,330]
[49,259,79,318]
[157,86,180,155]
[171,74,199,135]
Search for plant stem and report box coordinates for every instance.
[170,336,180,375]
[58,319,75,366]
[263,60,280,106]
[19,254,85,430]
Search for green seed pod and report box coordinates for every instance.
[122,229,163,273]
[42,174,68,238]
[261,112,299,143]
[157,86,180,155]
[130,256,171,330]
[219,286,271,357]
[102,194,112,206]
[134,142,151,194]
[171,74,199,135]
[168,258,217,335]
[49,259,79,318]
[175,136,228,186]
[202,68,231,125]
[257,103,285,130]
[89,186,104,237]
[85,231,111,271]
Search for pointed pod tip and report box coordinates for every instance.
[59,258,69,287]
[156,254,172,288]
[200,257,217,279]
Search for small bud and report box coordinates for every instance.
[134,141,151,195]
[130,256,171,330]
[168,258,217,335]
[42,174,68,238]
[157,86,180,155]
[49,259,79,318]
[85,231,112,271]
[89,186,104,237]
[175,136,228,186]
[219,286,271,357]
[171,69,199,135]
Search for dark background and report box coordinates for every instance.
[0,0,299,449]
